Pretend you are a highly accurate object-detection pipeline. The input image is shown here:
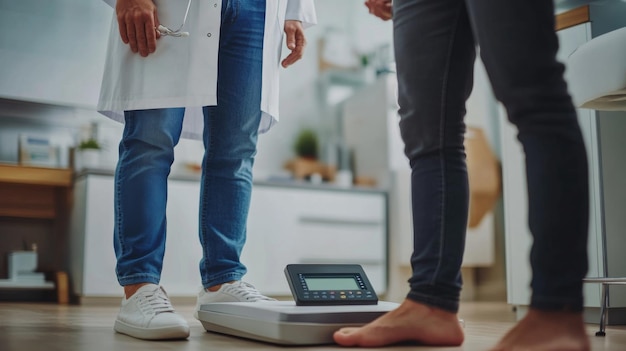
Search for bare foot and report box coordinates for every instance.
[489,308,590,351]
[333,299,464,347]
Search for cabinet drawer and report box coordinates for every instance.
[296,220,385,261]
[295,191,386,222]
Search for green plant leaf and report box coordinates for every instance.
[294,129,318,159]
[78,138,101,150]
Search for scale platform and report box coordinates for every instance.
[197,300,399,345]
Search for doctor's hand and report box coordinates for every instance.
[116,0,161,57]
[281,20,307,68]
[365,0,393,21]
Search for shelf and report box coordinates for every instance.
[0,165,73,218]
[0,279,54,289]
[0,164,72,304]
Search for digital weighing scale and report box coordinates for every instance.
[197,264,399,345]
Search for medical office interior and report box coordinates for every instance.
[1,0,626,350]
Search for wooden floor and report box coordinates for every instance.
[1,301,626,350]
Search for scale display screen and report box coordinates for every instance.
[303,276,361,291]
[285,264,379,306]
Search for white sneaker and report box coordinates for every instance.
[114,284,190,340]
[194,281,276,319]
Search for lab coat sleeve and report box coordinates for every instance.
[285,0,317,29]
[102,0,114,8]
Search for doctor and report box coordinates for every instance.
[98,0,316,341]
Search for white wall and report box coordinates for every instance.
[0,0,111,108]
[0,99,120,168]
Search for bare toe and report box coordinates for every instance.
[332,299,464,347]
[333,327,362,346]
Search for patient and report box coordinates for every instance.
[334,1,591,350]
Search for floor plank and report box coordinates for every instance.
[1,301,625,350]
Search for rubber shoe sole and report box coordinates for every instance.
[114,319,190,340]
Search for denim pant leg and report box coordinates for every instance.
[198,0,265,288]
[466,0,589,311]
[393,0,476,313]
[114,108,185,286]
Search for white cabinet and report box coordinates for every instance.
[70,174,117,297]
[243,185,387,295]
[70,173,388,299]
[0,0,112,108]
[501,5,626,322]
[69,174,205,297]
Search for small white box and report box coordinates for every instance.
[8,251,38,279]
[18,134,60,167]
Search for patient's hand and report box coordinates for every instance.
[365,0,392,21]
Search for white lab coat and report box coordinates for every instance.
[97,0,316,139]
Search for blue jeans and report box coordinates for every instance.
[394,0,589,312]
[114,0,266,289]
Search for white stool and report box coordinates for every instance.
[567,26,626,110]
[568,26,626,337]
[582,278,626,336]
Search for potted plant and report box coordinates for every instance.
[76,138,102,169]
[285,129,326,180]
[78,138,100,150]
[294,129,319,160]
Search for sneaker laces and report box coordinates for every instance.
[137,286,175,314]
[223,281,276,301]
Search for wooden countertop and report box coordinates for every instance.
[0,164,73,187]
[555,5,590,31]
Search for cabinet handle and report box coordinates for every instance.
[298,216,382,227]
